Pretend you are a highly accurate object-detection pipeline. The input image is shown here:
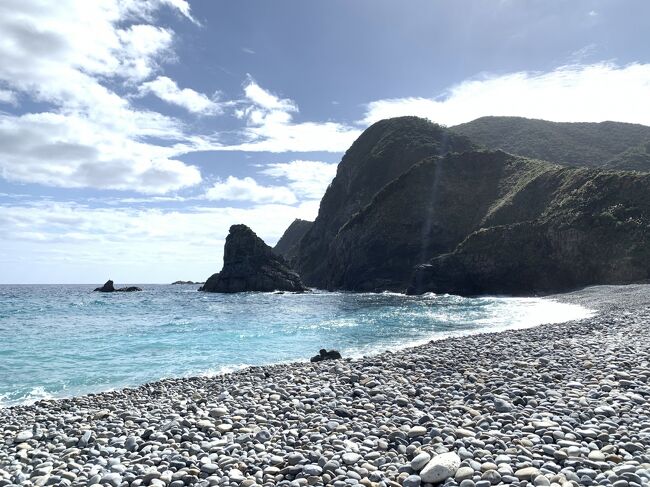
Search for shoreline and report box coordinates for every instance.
[0,293,591,409]
[1,285,650,487]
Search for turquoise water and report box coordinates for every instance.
[0,285,592,406]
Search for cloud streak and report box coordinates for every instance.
[260,160,338,200]
[205,176,297,204]
[140,76,222,115]
[223,78,362,152]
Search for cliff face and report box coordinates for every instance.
[322,150,539,291]
[294,116,474,286]
[452,116,650,171]
[409,168,650,295]
[201,225,306,293]
[263,115,650,296]
[273,219,313,264]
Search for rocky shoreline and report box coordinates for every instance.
[1,285,650,487]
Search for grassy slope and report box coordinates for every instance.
[452,116,650,170]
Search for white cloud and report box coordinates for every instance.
[243,79,297,112]
[0,199,318,283]
[222,78,361,152]
[140,76,221,115]
[362,63,650,127]
[205,176,297,204]
[0,0,203,193]
[0,112,201,193]
[0,89,17,105]
[260,160,338,199]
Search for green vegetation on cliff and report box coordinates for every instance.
[276,115,650,295]
[295,116,474,285]
[453,116,650,171]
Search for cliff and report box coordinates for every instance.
[294,116,474,286]
[409,168,650,295]
[265,116,650,296]
[322,150,549,291]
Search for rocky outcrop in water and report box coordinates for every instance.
[273,219,312,264]
[93,280,142,292]
[200,224,307,293]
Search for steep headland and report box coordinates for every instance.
[323,150,546,291]
[452,116,650,171]
[294,116,474,283]
[200,224,306,293]
[281,115,650,295]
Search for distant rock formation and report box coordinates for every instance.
[93,280,142,292]
[310,349,342,362]
[273,219,312,264]
[200,224,307,293]
[171,280,203,285]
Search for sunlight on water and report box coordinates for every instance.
[0,285,593,407]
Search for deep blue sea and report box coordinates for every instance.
[0,284,592,407]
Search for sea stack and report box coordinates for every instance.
[93,280,142,292]
[200,224,307,293]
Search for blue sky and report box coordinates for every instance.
[1,0,649,283]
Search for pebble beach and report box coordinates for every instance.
[1,285,649,487]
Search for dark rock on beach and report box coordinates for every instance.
[93,280,142,292]
[310,348,342,362]
[200,224,307,293]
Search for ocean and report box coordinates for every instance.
[0,284,592,407]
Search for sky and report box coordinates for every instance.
[1,0,649,284]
